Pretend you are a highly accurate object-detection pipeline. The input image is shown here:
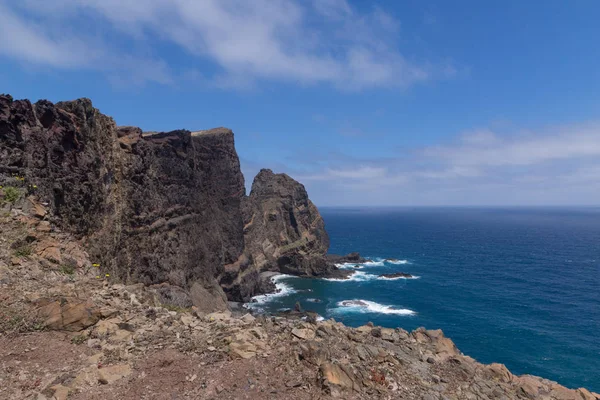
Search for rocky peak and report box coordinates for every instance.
[242,168,330,276]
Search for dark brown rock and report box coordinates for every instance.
[378,272,414,279]
[0,95,245,297]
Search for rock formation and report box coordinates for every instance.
[1,94,245,310]
[242,168,330,276]
[0,94,345,305]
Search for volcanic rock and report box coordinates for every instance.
[378,272,414,279]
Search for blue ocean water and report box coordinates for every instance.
[249,207,600,391]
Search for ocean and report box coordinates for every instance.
[247,207,600,392]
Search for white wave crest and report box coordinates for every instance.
[363,260,385,267]
[386,259,409,265]
[323,271,377,282]
[335,299,416,316]
[335,262,363,270]
[306,298,322,303]
[244,274,297,311]
[334,259,384,269]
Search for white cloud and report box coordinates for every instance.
[427,124,600,167]
[0,0,448,89]
[248,122,600,205]
[300,166,387,181]
[0,1,172,85]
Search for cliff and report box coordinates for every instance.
[0,94,245,311]
[0,94,338,306]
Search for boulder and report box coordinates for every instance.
[190,280,229,314]
[292,328,315,340]
[320,362,358,393]
[485,363,513,383]
[37,298,102,331]
[98,364,132,385]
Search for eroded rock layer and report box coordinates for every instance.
[242,169,330,276]
[0,94,245,307]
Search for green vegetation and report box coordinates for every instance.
[71,334,87,345]
[2,186,21,203]
[0,307,45,334]
[13,245,32,258]
[60,264,76,276]
[162,304,191,313]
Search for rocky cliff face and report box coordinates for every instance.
[0,94,245,310]
[218,169,336,301]
[0,94,338,306]
[242,169,330,275]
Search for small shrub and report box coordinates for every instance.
[162,304,191,313]
[13,245,32,258]
[71,334,87,345]
[2,186,21,203]
[60,264,75,276]
[0,307,45,334]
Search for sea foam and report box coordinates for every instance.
[335,299,416,315]
[244,274,297,311]
[377,275,420,281]
[386,259,409,265]
[323,271,377,282]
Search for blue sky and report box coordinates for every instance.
[1,0,599,206]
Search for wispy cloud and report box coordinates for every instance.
[0,0,451,89]
[246,122,600,205]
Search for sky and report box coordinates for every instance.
[1,0,599,206]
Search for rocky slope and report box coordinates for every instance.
[0,204,598,399]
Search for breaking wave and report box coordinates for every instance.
[324,271,420,282]
[323,271,377,282]
[334,299,416,316]
[377,275,420,281]
[244,274,297,311]
[335,257,409,269]
[386,259,409,265]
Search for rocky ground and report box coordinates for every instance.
[1,201,599,400]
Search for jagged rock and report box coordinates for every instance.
[37,298,103,331]
[379,272,413,279]
[326,252,367,264]
[189,280,229,314]
[97,364,132,384]
[242,169,330,278]
[292,328,315,340]
[320,362,358,393]
[0,95,245,296]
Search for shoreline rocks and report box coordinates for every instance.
[378,272,414,279]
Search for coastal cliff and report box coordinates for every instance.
[1,94,247,311]
[0,94,339,306]
[1,95,597,399]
